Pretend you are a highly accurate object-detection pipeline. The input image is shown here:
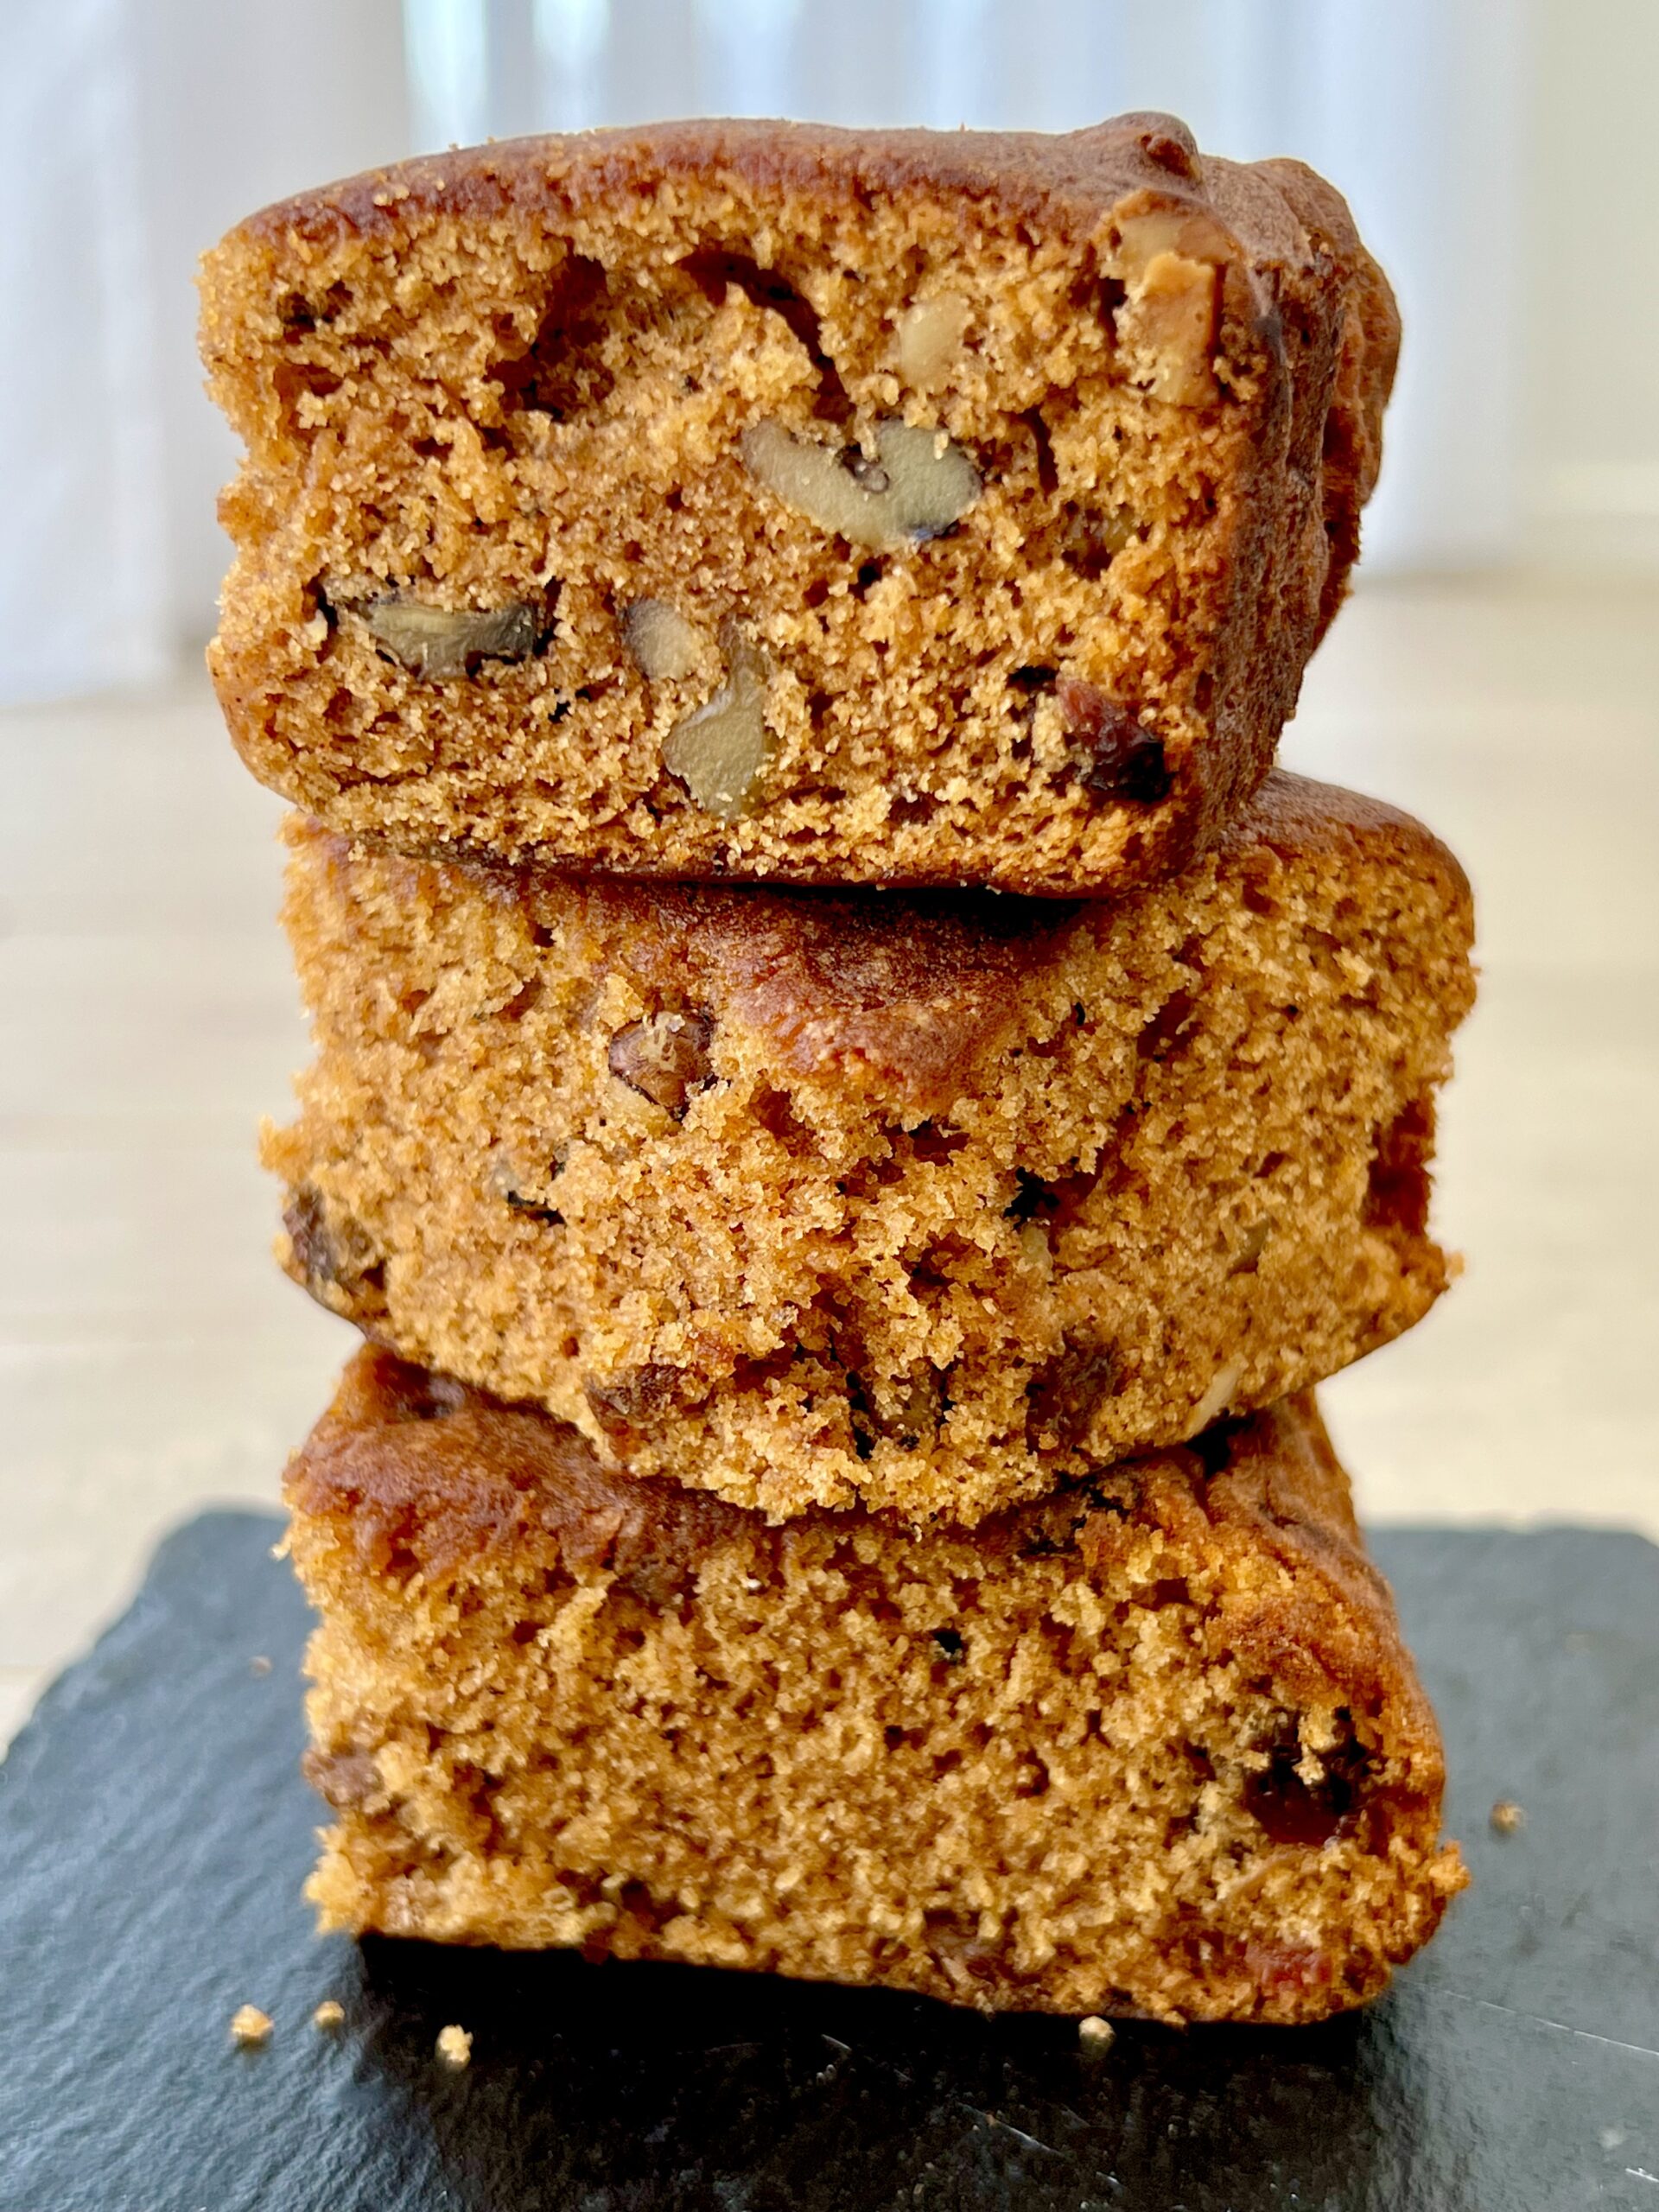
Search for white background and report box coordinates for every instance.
[3,0,1657,704]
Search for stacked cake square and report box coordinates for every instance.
[201,113,1472,2024]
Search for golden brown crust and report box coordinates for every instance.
[200,116,1397,897]
[290,1345,747,1581]
[288,1350,1465,2022]
[292,1347,1378,1635]
[292,1352,1422,1742]
[229,114,1325,289]
[335,769,1469,1119]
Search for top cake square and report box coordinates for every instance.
[200,112,1396,896]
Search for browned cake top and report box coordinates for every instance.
[212,111,1396,518]
[233,111,1324,285]
[290,1347,1415,1719]
[292,1345,747,1580]
[296,769,1470,1116]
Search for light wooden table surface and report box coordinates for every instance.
[3,575,1656,1745]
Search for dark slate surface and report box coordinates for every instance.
[0,1512,1656,2212]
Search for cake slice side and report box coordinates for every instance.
[200,113,1396,896]
[287,1351,1465,2024]
[266,770,1475,1523]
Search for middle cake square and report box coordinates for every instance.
[269,769,1473,1525]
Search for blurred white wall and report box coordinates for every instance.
[1522,0,1659,570]
[129,1,410,658]
[0,0,407,706]
[2,0,1656,706]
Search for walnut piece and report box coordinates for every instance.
[1186,1358,1243,1434]
[741,417,980,547]
[607,1010,715,1116]
[661,626,771,819]
[358,594,541,678]
[623,598,706,682]
[1110,208,1224,407]
[584,1361,681,1437]
[896,293,969,388]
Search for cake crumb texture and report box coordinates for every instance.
[289,1349,1465,2024]
[269,771,1474,1522]
[200,114,1396,896]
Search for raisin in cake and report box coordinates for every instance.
[289,1350,1465,2024]
[268,772,1474,1524]
[201,114,1397,897]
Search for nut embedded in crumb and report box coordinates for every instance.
[356,594,541,680]
[1490,1798,1526,1835]
[230,2004,273,2047]
[436,2023,473,2069]
[741,417,980,547]
[896,293,969,388]
[622,598,707,683]
[313,1999,345,2030]
[1110,209,1224,406]
[607,1010,715,1117]
[1187,1359,1243,1436]
[661,624,772,821]
[1077,2014,1116,2054]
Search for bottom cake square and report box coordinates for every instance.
[285,1349,1465,2024]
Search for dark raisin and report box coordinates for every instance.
[283,1185,385,1316]
[1025,1338,1116,1453]
[1243,1719,1373,1848]
[1057,674,1172,804]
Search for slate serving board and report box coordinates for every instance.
[1,1512,1655,2212]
